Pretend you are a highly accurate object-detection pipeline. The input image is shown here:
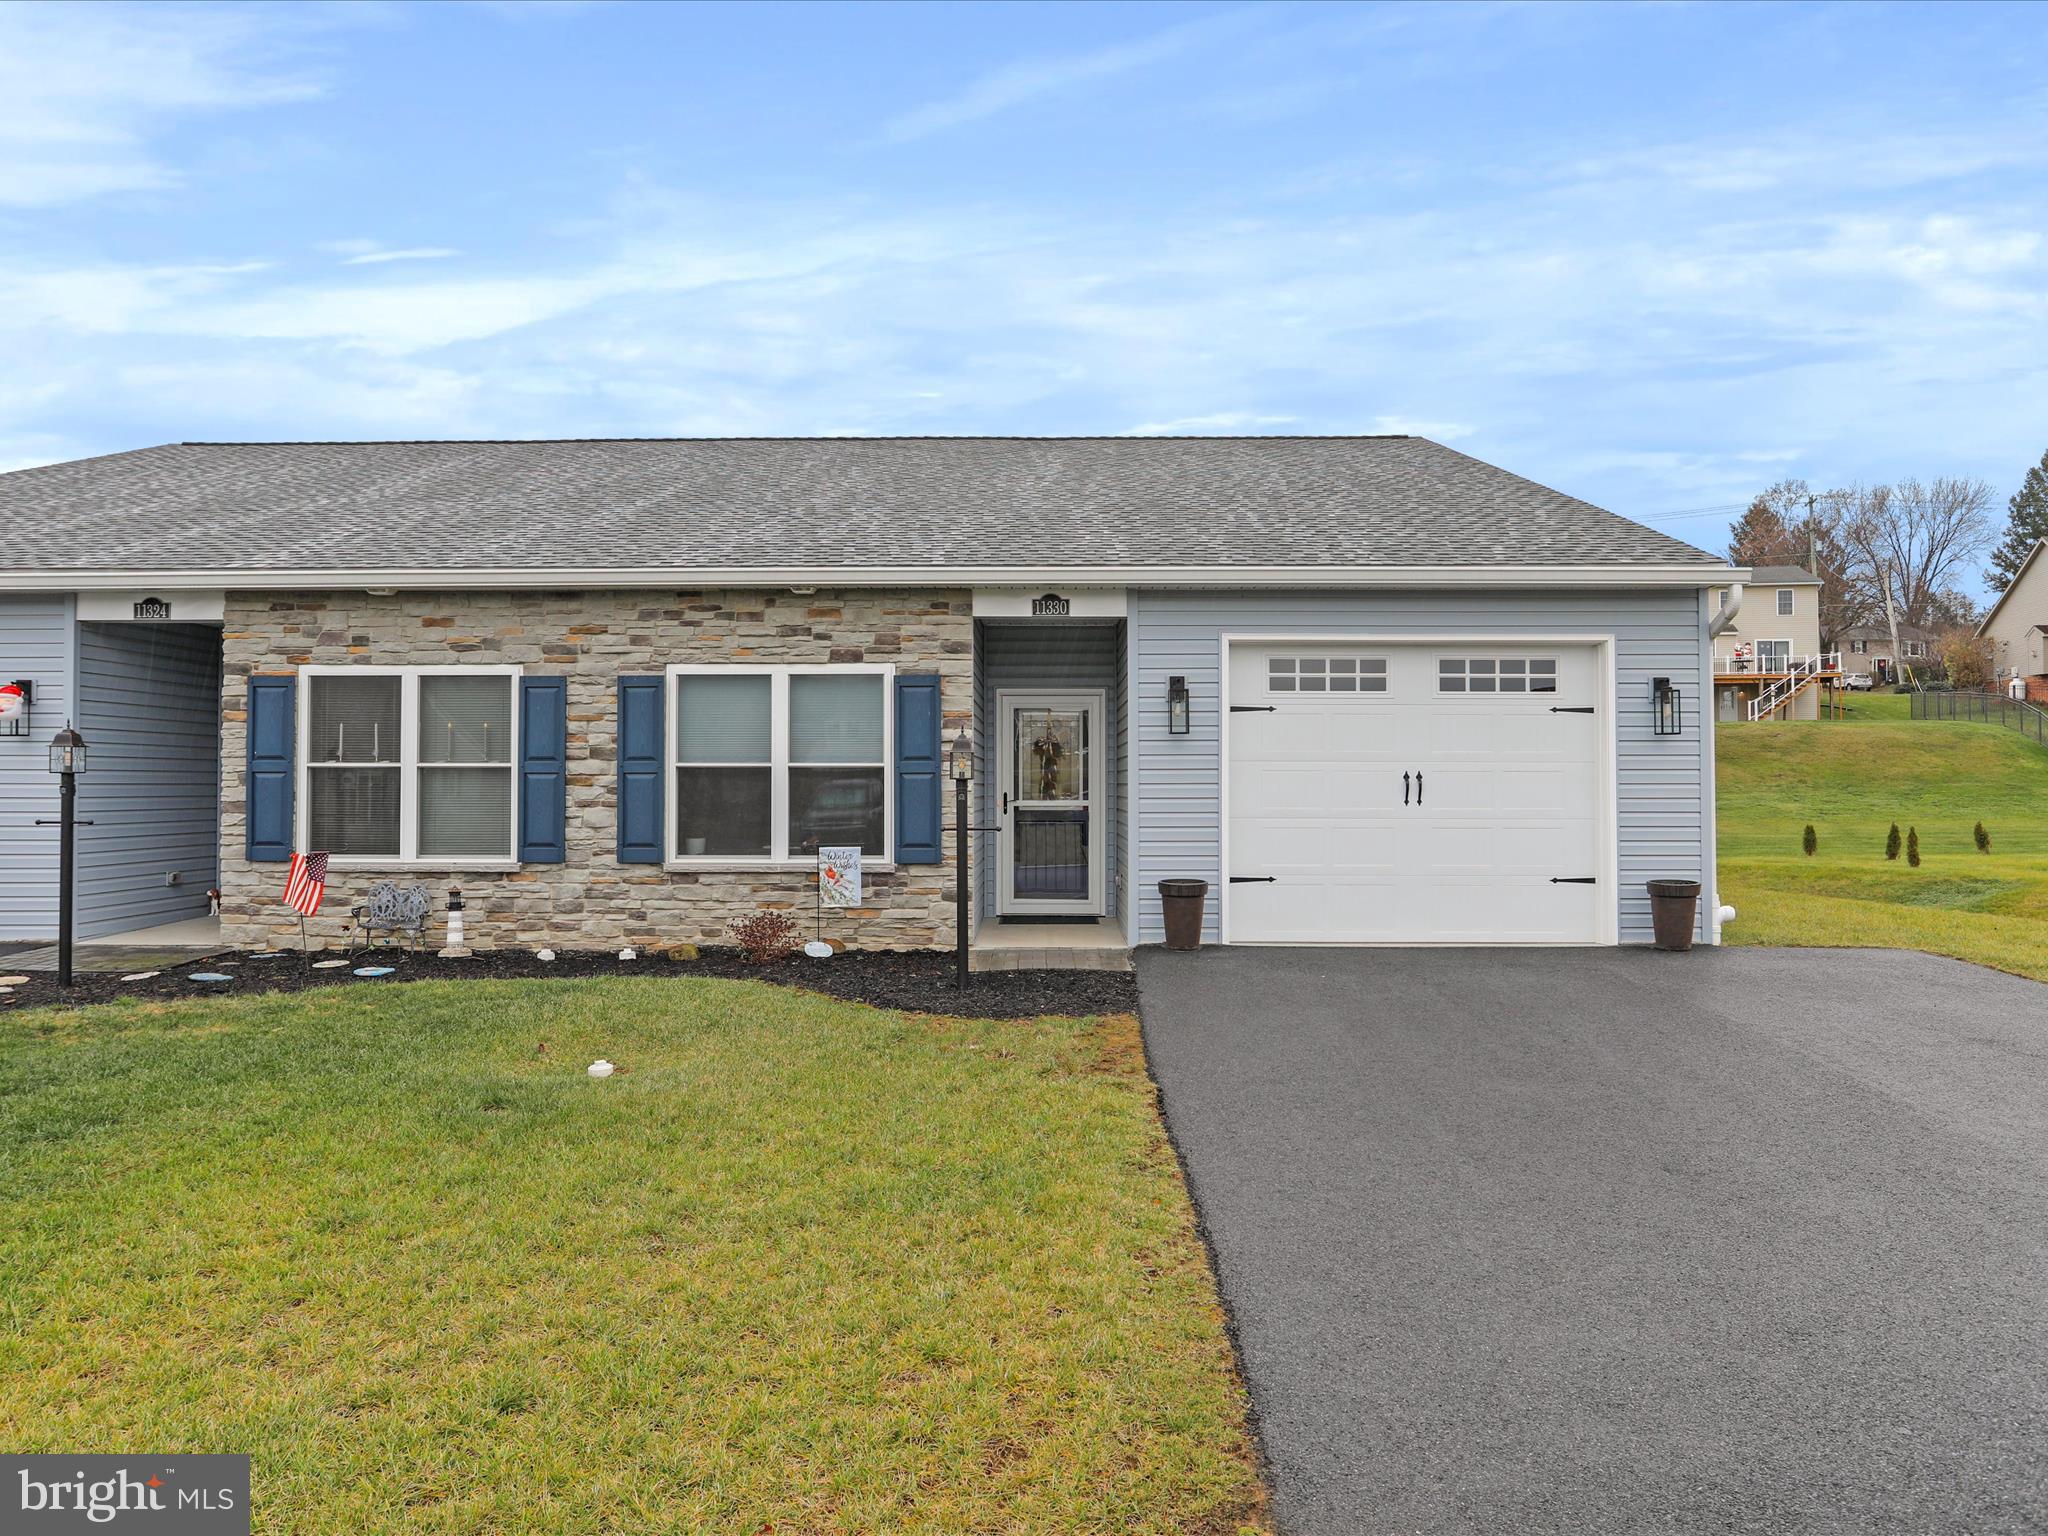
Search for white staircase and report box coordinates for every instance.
[1749,654,1831,721]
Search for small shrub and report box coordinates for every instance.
[1802,824,1818,857]
[1974,821,1991,854]
[1907,827,1921,868]
[729,909,801,964]
[1885,823,1902,861]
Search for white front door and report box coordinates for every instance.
[1227,643,1606,944]
[997,691,1105,916]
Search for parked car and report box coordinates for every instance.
[1842,673,1876,691]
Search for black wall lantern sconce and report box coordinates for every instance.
[1167,675,1191,736]
[1651,676,1683,736]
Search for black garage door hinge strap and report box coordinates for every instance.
[1230,705,1277,713]
[1550,876,1598,884]
[1229,876,1277,883]
[1549,706,1596,714]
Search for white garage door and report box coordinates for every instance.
[1227,642,1606,944]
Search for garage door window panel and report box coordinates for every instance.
[1268,655,1387,695]
[1439,658,1558,695]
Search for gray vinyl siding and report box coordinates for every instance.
[1129,588,1715,946]
[973,620,1124,923]
[75,623,222,938]
[0,595,73,942]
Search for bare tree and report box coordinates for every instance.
[1839,477,1996,630]
[1736,478,1869,650]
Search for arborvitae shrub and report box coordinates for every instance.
[1975,821,1991,854]
[1907,827,1921,868]
[1802,824,1818,856]
[1885,823,1902,861]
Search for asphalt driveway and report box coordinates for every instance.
[1138,946,2048,1535]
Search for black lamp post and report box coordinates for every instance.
[951,731,973,989]
[37,724,91,988]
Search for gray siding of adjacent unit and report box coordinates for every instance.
[75,622,222,938]
[1128,588,1716,946]
[973,621,1124,926]
[0,595,73,942]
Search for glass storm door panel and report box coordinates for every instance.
[998,693,1105,915]
[1756,640,1792,672]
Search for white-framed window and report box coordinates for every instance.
[1268,655,1388,694]
[1776,588,1795,616]
[300,665,519,864]
[1437,657,1559,695]
[1905,639,1927,659]
[1850,638,1868,655]
[1717,588,1730,611]
[667,664,893,865]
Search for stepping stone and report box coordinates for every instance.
[0,975,29,986]
[188,973,234,983]
[352,967,395,978]
[311,959,350,970]
[120,971,160,982]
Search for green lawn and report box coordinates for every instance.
[1718,688,2048,982]
[0,979,1268,1535]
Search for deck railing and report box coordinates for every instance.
[1716,652,1841,676]
[1911,689,2048,748]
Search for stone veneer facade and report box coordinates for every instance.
[219,588,973,952]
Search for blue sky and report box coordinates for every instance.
[3,1,2045,563]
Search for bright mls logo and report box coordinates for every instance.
[4,1456,248,1533]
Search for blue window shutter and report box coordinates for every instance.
[518,676,568,863]
[245,673,296,862]
[894,672,943,864]
[617,675,665,864]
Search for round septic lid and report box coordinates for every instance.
[188,972,234,983]
[352,966,395,978]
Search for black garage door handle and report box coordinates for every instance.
[1229,876,1276,884]
[1550,876,1598,884]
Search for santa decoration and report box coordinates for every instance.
[0,681,25,723]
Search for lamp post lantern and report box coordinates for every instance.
[951,731,974,989]
[37,724,91,988]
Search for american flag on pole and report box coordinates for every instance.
[283,851,328,917]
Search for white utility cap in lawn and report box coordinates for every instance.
[587,1059,616,1079]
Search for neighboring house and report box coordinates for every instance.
[1976,537,2048,705]
[1706,565,1839,721]
[0,436,1742,952]
[1839,620,1939,686]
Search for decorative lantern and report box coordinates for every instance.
[1167,675,1191,736]
[950,730,973,782]
[47,722,87,776]
[1651,677,1683,737]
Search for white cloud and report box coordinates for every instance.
[879,9,1257,143]
[1122,412,1299,436]
[1370,416,1475,441]
[341,247,462,266]
[0,5,320,208]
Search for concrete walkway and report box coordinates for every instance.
[1139,946,2048,1535]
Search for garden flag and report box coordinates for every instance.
[283,851,328,917]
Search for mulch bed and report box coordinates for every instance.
[0,946,1138,1021]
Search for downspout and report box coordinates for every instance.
[1704,583,1743,942]
[1707,582,1744,640]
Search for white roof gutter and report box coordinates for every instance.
[4,562,1747,594]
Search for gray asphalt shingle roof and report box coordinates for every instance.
[1744,564,1823,585]
[0,436,1720,574]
